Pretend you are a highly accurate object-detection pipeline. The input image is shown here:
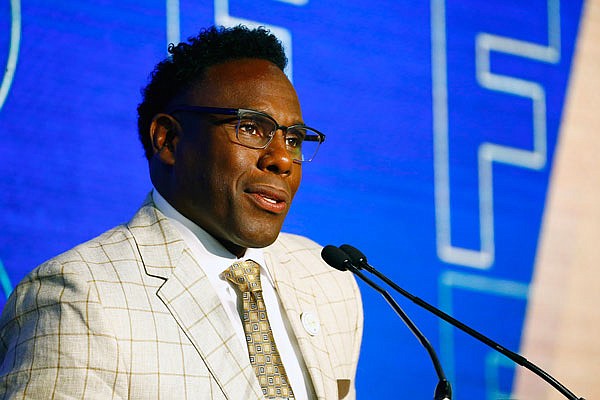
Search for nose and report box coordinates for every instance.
[257,131,294,175]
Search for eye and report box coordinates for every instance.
[237,119,262,136]
[285,136,301,148]
[286,128,306,149]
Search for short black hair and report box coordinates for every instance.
[137,25,288,160]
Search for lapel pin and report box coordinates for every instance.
[300,312,320,336]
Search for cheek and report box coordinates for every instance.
[176,147,210,188]
[209,147,257,198]
[174,137,223,204]
[290,165,302,198]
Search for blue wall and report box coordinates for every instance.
[0,1,584,398]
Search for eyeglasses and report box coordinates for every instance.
[166,106,326,163]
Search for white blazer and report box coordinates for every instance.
[0,198,363,399]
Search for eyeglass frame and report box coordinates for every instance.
[165,105,326,163]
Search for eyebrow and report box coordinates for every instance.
[247,108,305,126]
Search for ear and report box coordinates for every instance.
[149,113,181,165]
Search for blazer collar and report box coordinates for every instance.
[125,195,185,280]
[126,196,263,400]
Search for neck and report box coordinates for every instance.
[222,241,247,259]
[151,184,248,259]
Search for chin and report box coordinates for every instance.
[243,235,279,249]
[236,226,282,249]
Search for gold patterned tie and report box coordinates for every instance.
[223,260,295,399]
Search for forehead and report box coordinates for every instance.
[188,59,302,121]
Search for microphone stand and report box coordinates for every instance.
[351,267,452,400]
[322,245,452,400]
[340,244,585,400]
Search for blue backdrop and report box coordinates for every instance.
[0,1,584,398]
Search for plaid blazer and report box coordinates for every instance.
[0,198,363,399]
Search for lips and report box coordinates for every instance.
[245,184,290,214]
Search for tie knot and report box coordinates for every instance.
[223,260,262,293]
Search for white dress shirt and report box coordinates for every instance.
[152,190,314,399]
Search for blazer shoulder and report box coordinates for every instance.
[2,224,133,315]
[0,223,138,328]
[43,224,134,267]
[269,233,357,288]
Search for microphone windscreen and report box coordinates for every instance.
[340,244,367,264]
[321,245,350,271]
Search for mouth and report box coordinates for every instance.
[245,185,290,214]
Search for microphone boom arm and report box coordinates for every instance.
[351,267,452,400]
[340,244,585,400]
[321,245,452,400]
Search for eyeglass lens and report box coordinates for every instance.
[235,111,321,162]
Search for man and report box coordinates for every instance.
[0,26,362,399]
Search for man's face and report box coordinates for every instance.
[168,59,303,256]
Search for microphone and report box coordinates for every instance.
[321,245,452,400]
[338,244,585,400]
[321,245,357,273]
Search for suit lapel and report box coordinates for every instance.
[263,245,338,400]
[127,199,263,400]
